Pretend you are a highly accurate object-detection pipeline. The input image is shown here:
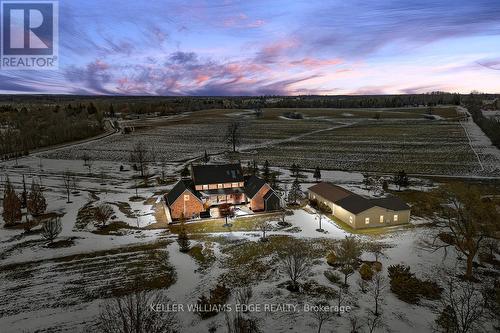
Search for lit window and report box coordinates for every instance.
[394,214,398,222]
[332,205,335,214]
[380,215,384,223]
[218,184,223,189]
[232,182,239,188]
[349,216,353,224]
[365,218,370,224]
[202,185,208,190]
[184,195,190,201]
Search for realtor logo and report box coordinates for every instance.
[1,0,58,69]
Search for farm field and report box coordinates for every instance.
[0,138,499,332]
[39,106,500,177]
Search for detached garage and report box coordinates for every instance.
[307,182,411,229]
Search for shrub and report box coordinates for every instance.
[324,270,342,285]
[418,279,442,300]
[372,261,383,272]
[196,283,231,319]
[326,251,337,266]
[388,264,442,304]
[359,263,374,281]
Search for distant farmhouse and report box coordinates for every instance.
[165,163,281,221]
[307,182,410,229]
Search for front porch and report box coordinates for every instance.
[200,188,247,206]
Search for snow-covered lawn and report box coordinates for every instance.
[0,137,498,332]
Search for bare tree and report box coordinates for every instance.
[219,203,234,227]
[434,277,486,333]
[348,315,363,333]
[235,286,253,308]
[224,311,259,333]
[365,242,387,263]
[335,236,362,286]
[130,142,149,178]
[424,184,499,280]
[279,241,313,291]
[72,175,79,193]
[225,121,242,152]
[257,220,271,241]
[365,314,384,333]
[93,204,114,227]
[41,217,62,243]
[62,171,73,203]
[277,209,291,226]
[82,152,93,174]
[97,289,177,333]
[315,201,330,232]
[367,272,387,316]
[310,301,336,333]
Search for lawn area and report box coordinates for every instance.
[168,213,281,234]
[0,240,175,318]
[219,235,336,286]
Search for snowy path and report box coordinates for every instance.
[239,121,357,152]
[457,106,500,175]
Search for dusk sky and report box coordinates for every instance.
[1,0,500,95]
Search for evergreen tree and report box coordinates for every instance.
[262,160,270,182]
[21,174,27,208]
[180,166,190,179]
[287,178,302,205]
[177,215,190,253]
[202,150,210,164]
[313,166,322,182]
[27,181,47,216]
[3,178,22,226]
[252,160,259,176]
[291,163,301,179]
[393,170,410,190]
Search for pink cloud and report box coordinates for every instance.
[222,13,265,28]
[290,57,342,68]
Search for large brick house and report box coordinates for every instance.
[165,163,281,221]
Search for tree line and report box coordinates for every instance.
[464,93,500,149]
[0,103,104,158]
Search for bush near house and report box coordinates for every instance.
[196,283,231,319]
[309,199,332,214]
[388,264,442,304]
[359,263,374,281]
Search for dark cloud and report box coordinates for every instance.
[168,51,198,64]
[296,0,500,57]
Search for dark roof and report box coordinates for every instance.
[200,188,245,196]
[263,189,279,201]
[371,196,410,211]
[166,179,201,205]
[335,195,376,214]
[191,164,244,185]
[244,175,267,198]
[308,182,352,203]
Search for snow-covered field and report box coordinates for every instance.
[36,107,500,177]
[0,108,499,332]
